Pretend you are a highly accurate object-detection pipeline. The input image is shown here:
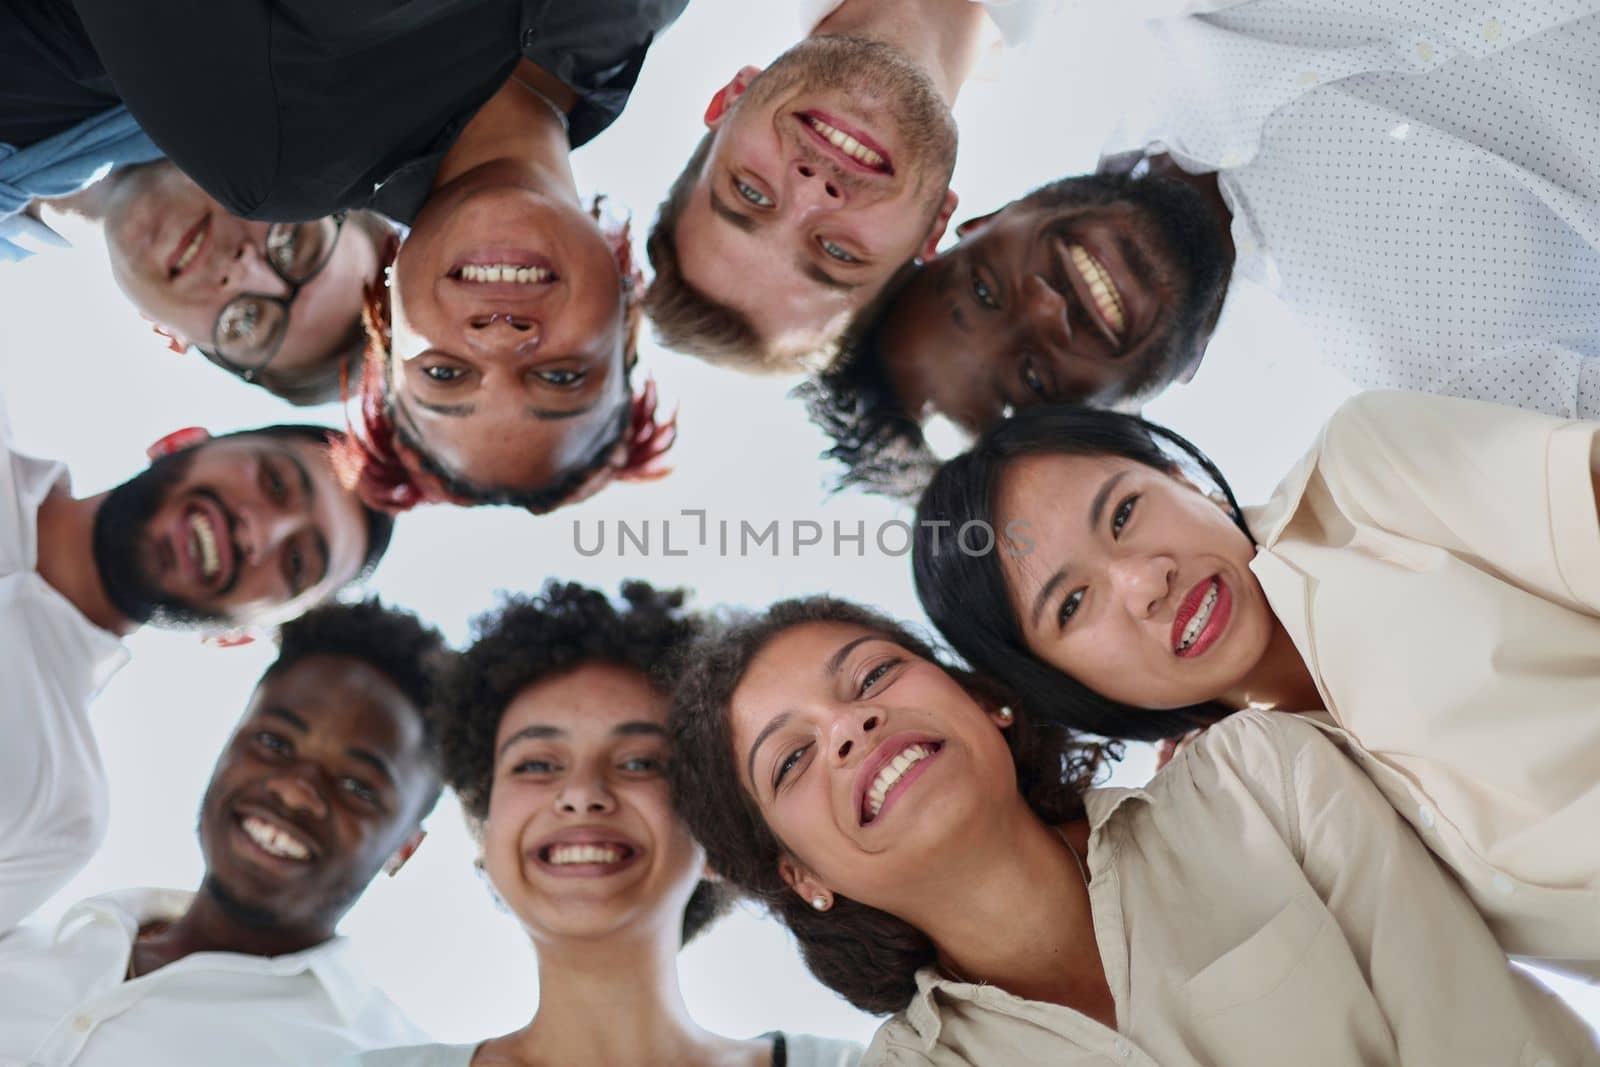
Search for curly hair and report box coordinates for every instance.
[795,267,939,499]
[433,580,733,945]
[914,403,1249,742]
[668,596,1111,1015]
[268,596,451,814]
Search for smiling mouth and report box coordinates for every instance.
[187,509,222,581]
[169,213,211,278]
[1065,243,1127,341]
[450,263,556,284]
[1172,576,1232,658]
[862,741,942,824]
[239,814,312,862]
[798,112,893,174]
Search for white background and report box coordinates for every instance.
[1,0,1593,1047]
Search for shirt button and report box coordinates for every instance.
[1482,18,1502,41]
[73,1015,93,1033]
[1492,874,1516,895]
[1416,805,1435,829]
[1415,40,1434,62]
[522,28,537,49]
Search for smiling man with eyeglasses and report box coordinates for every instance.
[46,161,392,406]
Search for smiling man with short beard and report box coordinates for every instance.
[0,410,394,932]
[646,0,1042,372]
[0,600,448,1066]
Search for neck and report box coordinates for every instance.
[132,883,332,977]
[34,485,136,635]
[1223,613,1323,712]
[816,0,987,104]
[902,807,1112,1018]
[433,59,581,202]
[489,920,734,1067]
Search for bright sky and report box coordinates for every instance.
[0,0,1593,1049]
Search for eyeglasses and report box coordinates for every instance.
[199,213,348,384]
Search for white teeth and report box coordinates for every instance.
[1178,582,1220,653]
[805,117,886,169]
[189,513,220,579]
[865,744,934,821]
[242,815,310,861]
[1068,244,1127,336]
[457,263,553,284]
[175,224,206,273]
[548,844,626,866]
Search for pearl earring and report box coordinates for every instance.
[998,706,1015,724]
[811,895,829,912]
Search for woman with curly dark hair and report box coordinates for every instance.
[359,580,859,1067]
[912,391,1600,979]
[667,595,1596,1064]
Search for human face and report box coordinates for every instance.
[729,622,1016,914]
[675,38,959,356]
[995,452,1270,709]
[102,163,377,385]
[388,180,629,494]
[198,654,435,933]
[882,176,1227,433]
[91,433,370,629]
[483,663,703,944]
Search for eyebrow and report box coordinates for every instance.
[709,188,759,234]
[1030,570,1069,631]
[279,448,330,589]
[498,723,563,757]
[801,259,860,292]
[614,721,668,738]
[347,746,395,786]
[1090,470,1130,532]
[263,706,310,733]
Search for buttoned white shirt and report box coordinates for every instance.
[1109,0,1600,417]
[1246,389,1600,978]
[0,888,427,1067]
[0,405,128,934]
[863,713,1599,1066]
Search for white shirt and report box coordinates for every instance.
[1110,0,1600,418]
[0,888,427,1067]
[0,410,128,934]
[356,1030,863,1066]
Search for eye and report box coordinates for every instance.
[259,458,289,504]
[513,758,559,775]
[283,543,305,593]
[340,777,379,805]
[535,368,586,387]
[1057,588,1086,629]
[254,731,291,756]
[265,225,300,272]
[218,300,265,343]
[970,264,999,310]
[1022,358,1050,400]
[1111,494,1139,537]
[423,364,466,383]
[774,742,811,788]
[818,238,860,264]
[857,657,902,698]
[619,756,664,774]
[734,178,774,208]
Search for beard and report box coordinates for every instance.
[1023,173,1235,402]
[743,34,958,202]
[90,448,224,629]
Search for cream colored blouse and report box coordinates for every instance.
[1245,391,1600,977]
[863,712,1597,1066]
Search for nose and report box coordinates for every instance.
[1022,275,1072,348]
[465,313,542,353]
[1109,554,1176,619]
[791,161,844,212]
[265,771,329,821]
[828,708,881,765]
[556,766,616,815]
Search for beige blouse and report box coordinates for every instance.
[863,712,1597,1066]
[1245,391,1600,977]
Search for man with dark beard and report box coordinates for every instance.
[645,0,1020,371]
[0,411,394,930]
[0,599,449,1065]
[800,163,1236,494]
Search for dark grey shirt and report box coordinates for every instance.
[2,0,686,223]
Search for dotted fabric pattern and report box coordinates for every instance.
[1140,1,1600,417]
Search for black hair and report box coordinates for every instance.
[268,596,451,815]
[913,404,1248,742]
[434,580,733,945]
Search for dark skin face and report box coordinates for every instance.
[882,188,1212,433]
[192,654,436,943]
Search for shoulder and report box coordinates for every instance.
[781,1031,867,1067]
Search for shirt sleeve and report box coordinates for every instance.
[1308,390,1600,613]
[1196,712,1594,1063]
